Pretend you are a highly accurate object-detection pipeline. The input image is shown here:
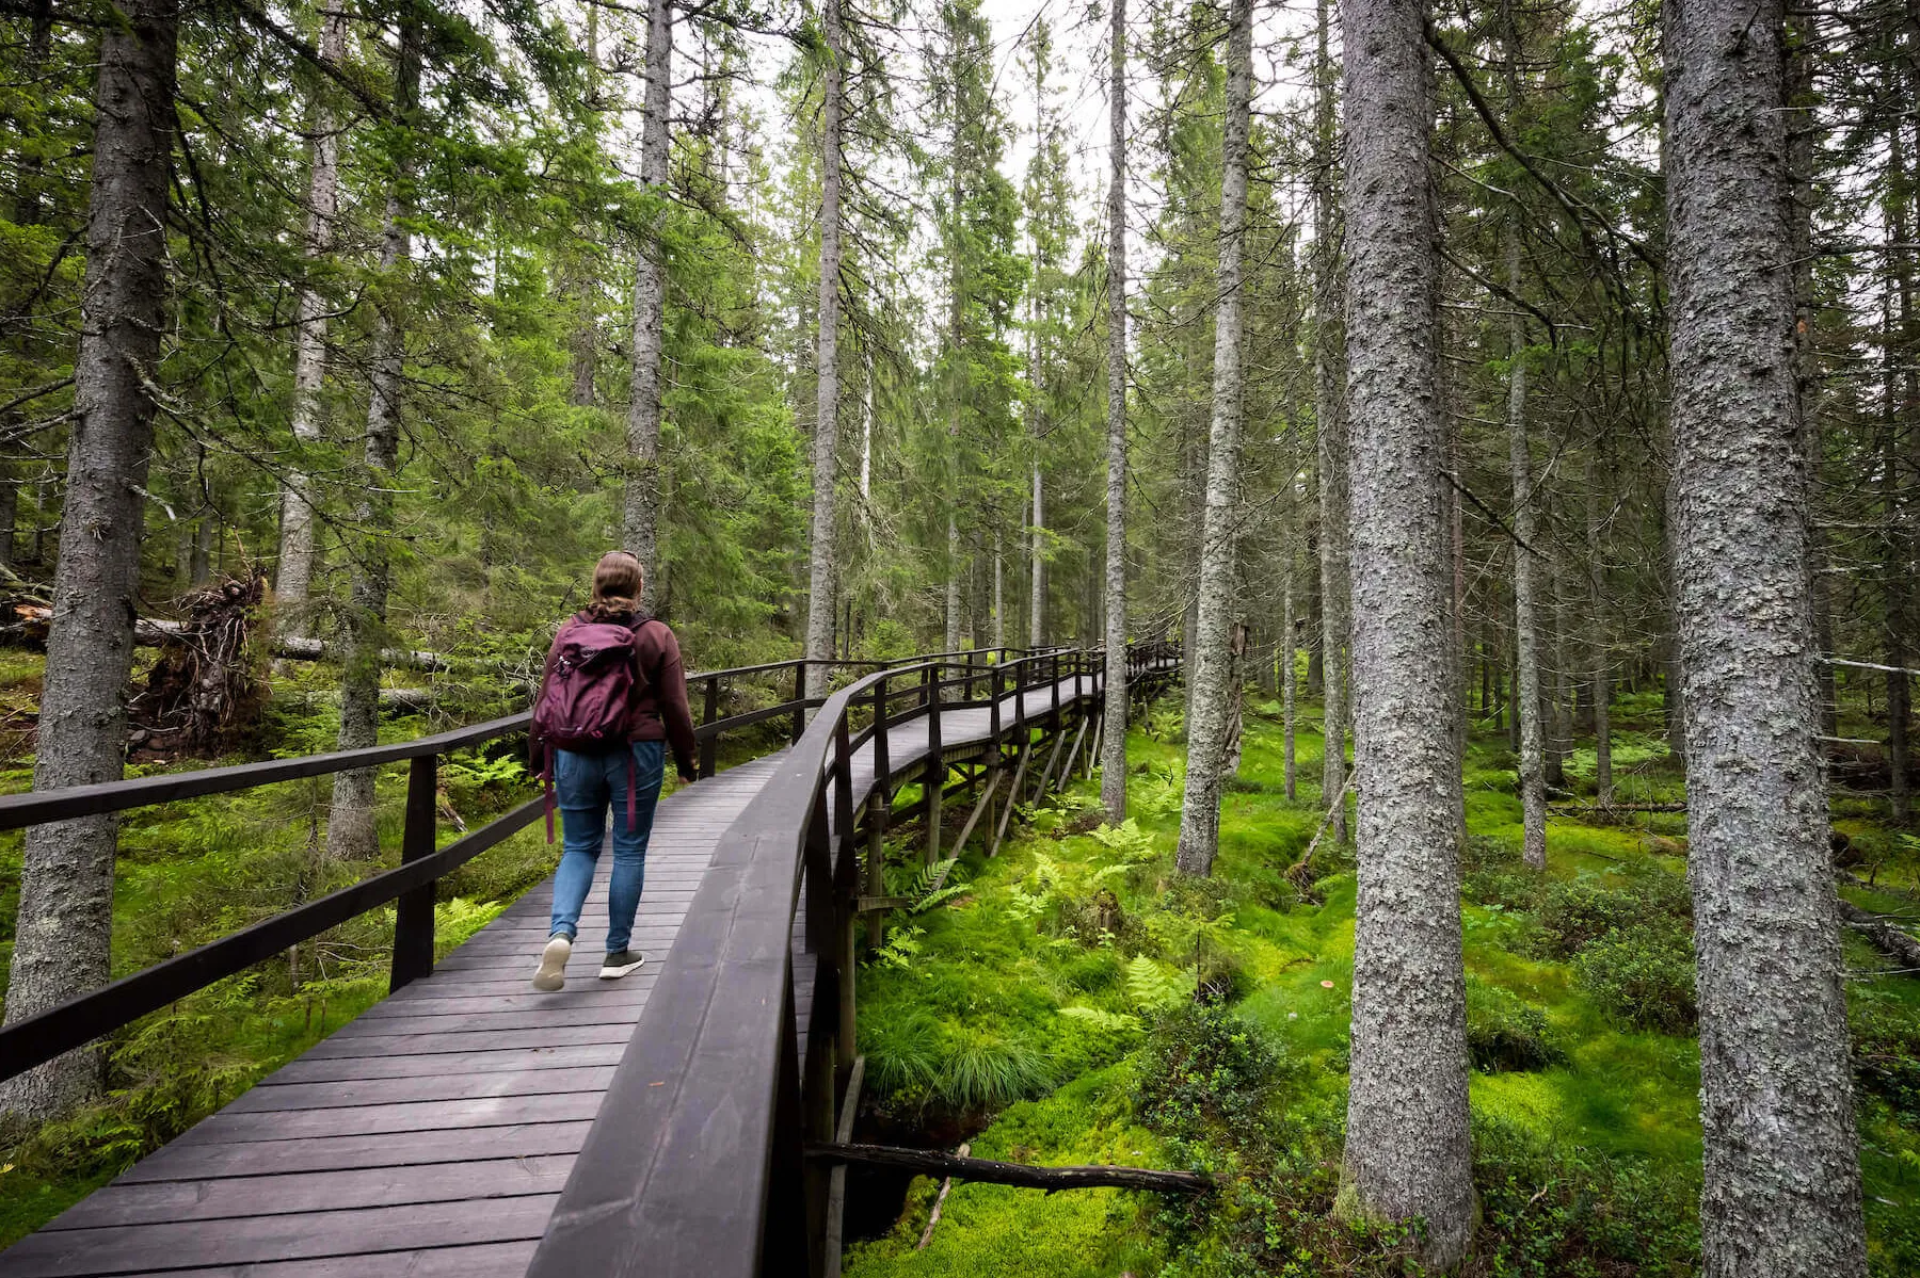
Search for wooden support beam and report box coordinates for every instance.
[1057,714,1091,790]
[804,1144,1212,1195]
[823,1056,866,1278]
[990,739,1032,858]
[946,771,1002,864]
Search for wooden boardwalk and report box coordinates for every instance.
[0,676,1099,1278]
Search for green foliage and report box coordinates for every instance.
[1471,1114,1700,1276]
[1466,976,1566,1073]
[1136,1003,1287,1154]
[1534,870,1691,960]
[1573,925,1698,1035]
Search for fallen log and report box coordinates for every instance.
[1548,801,1688,815]
[1836,894,1920,972]
[805,1143,1212,1195]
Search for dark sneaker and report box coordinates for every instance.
[599,950,646,979]
[533,933,571,991]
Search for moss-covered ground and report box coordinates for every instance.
[844,694,1920,1277]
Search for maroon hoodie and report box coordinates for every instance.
[537,611,699,781]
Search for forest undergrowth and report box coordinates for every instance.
[844,697,1920,1277]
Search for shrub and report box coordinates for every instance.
[1137,1003,1289,1154]
[1850,988,1920,1124]
[1574,924,1697,1034]
[1536,871,1690,959]
[1467,978,1565,1072]
[1473,1112,1700,1276]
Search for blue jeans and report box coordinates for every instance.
[550,741,664,953]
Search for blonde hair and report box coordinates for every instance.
[589,551,644,619]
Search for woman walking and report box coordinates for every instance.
[529,551,698,991]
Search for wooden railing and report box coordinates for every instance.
[0,646,1078,1086]
[527,638,1182,1278]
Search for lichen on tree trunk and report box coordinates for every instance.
[624,0,672,613]
[0,0,178,1124]
[1100,0,1131,823]
[1664,0,1868,1265]
[1333,0,1475,1262]
[803,0,845,703]
[329,18,420,864]
[1173,0,1252,878]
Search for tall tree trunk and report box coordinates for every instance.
[1173,0,1251,877]
[624,0,672,611]
[1885,113,1912,824]
[992,526,1006,650]
[1505,230,1548,870]
[1586,442,1612,806]
[1664,0,1867,1265]
[275,10,347,637]
[1313,0,1350,845]
[804,0,845,702]
[328,18,420,864]
[1282,509,1298,803]
[858,347,873,506]
[0,0,178,1124]
[1334,0,1474,1262]
[1100,0,1130,821]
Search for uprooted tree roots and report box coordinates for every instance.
[130,573,270,757]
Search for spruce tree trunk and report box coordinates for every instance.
[0,0,178,1124]
[992,528,1005,650]
[1586,444,1612,806]
[1173,0,1251,878]
[1664,0,1867,1265]
[1099,0,1130,822]
[803,0,845,702]
[276,10,346,637]
[1312,0,1350,846]
[1884,117,1912,824]
[1334,0,1474,1261]
[1505,231,1548,869]
[328,19,419,864]
[624,0,672,611]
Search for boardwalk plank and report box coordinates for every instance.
[45,1158,572,1231]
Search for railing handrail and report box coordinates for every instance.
[0,649,1078,832]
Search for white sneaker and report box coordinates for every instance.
[533,934,571,991]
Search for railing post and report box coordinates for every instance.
[701,675,720,779]
[792,660,807,744]
[390,753,438,991]
[924,664,943,865]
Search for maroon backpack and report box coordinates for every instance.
[533,613,655,840]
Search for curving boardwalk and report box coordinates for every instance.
[0,675,1105,1278]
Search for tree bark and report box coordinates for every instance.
[1664,0,1868,1265]
[275,9,347,638]
[1505,230,1548,870]
[1334,0,1475,1263]
[328,18,420,864]
[624,0,672,611]
[1313,0,1351,847]
[0,0,178,1124]
[1100,0,1130,822]
[803,0,845,702]
[1586,443,1612,806]
[1173,0,1252,878]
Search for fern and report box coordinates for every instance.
[1058,1005,1143,1034]
[1125,955,1194,1011]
